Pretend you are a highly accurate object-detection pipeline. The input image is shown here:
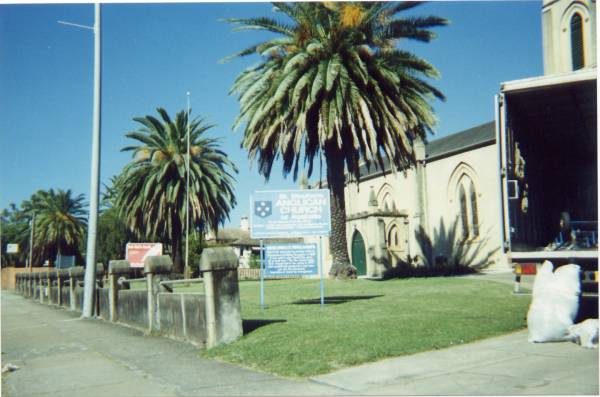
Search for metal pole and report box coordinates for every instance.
[319,237,324,307]
[29,212,35,271]
[260,239,264,310]
[185,92,190,279]
[82,2,101,318]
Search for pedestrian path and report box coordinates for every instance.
[2,289,598,396]
[0,291,344,397]
[311,329,599,395]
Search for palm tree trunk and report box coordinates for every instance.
[171,217,183,274]
[325,151,357,279]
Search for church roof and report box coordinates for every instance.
[355,121,496,180]
[426,121,496,160]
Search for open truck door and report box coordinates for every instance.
[496,70,598,313]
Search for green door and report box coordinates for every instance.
[351,231,367,276]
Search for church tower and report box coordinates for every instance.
[542,0,596,75]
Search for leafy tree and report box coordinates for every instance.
[114,108,238,274]
[225,2,447,278]
[95,176,132,265]
[97,206,130,266]
[1,204,30,267]
[186,230,204,276]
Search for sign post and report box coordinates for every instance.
[319,237,324,307]
[260,239,265,309]
[251,189,331,308]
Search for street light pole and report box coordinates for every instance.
[28,212,35,272]
[185,92,190,279]
[82,2,102,318]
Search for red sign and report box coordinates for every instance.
[126,243,163,268]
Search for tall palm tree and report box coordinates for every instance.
[33,189,87,265]
[225,2,447,278]
[115,108,238,273]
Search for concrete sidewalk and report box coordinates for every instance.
[312,329,599,395]
[2,289,598,396]
[1,291,345,397]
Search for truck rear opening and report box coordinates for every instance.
[497,70,598,307]
[500,71,597,256]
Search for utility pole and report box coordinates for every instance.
[82,2,102,318]
[185,92,191,279]
[29,212,35,272]
[58,3,100,318]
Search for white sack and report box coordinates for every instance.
[569,319,599,349]
[527,261,581,343]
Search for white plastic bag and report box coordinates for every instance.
[527,261,581,343]
[568,319,599,349]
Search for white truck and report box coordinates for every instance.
[495,69,598,316]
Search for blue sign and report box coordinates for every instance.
[250,189,331,238]
[265,243,318,276]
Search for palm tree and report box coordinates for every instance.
[225,2,447,278]
[114,108,238,274]
[32,189,87,265]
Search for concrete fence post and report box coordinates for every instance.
[68,266,84,311]
[108,260,131,322]
[37,272,43,301]
[43,271,50,303]
[95,263,105,316]
[199,247,243,349]
[26,273,31,298]
[48,271,57,304]
[37,272,44,303]
[57,269,68,306]
[32,273,37,300]
[143,255,172,333]
[29,273,34,299]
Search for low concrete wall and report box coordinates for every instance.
[98,288,110,320]
[50,287,59,304]
[61,289,70,308]
[75,286,84,311]
[14,251,243,350]
[158,293,207,347]
[117,290,148,331]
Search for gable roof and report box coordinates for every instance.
[426,121,496,160]
[354,121,496,180]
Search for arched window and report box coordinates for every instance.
[469,181,479,237]
[379,191,396,212]
[459,184,469,240]
[570,13,584,70]
[456,175,480,241]
[388,225,399,248]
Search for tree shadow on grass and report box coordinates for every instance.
[293,295,384,305]
[242,319,286,335]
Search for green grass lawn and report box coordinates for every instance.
[200,277,531,378]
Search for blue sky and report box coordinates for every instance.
[0,1,543,227]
